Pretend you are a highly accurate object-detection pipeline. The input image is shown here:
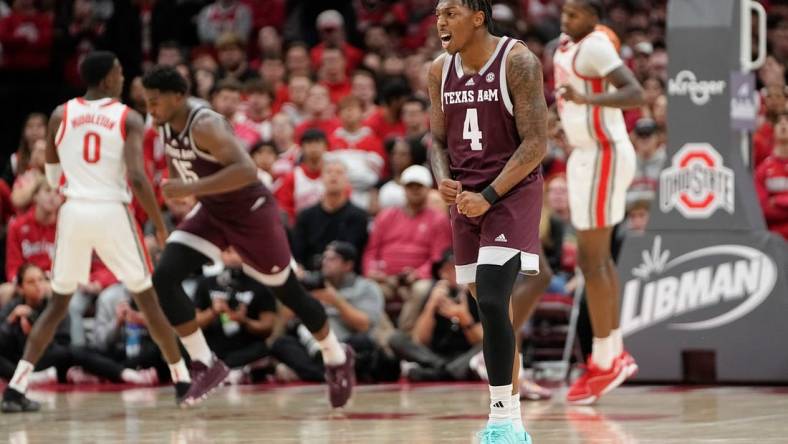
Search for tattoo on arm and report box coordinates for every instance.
[490,47,547,196]
[428,56,452,182]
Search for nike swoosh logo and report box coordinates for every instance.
[250,197,266,211]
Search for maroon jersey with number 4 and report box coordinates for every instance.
[440,36,544,282]
[441,35,540,192]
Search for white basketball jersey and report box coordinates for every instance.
[55,97,132,203]
[553,31,629,148]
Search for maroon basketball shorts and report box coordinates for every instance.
[450,178,543,285]
[168,193,295,286]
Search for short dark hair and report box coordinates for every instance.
[352,69,376,82]
[80,51,117,87]
[578,0,605,19]
[300,128,328,145]
[380,78,412,105]
[250,140,278,156]
[142,65,189,94]
[210,78,243,97]
[403,95,428,111]
[384,136,427,166]
[326,241,357,263]
[16,262,42,286]
[337,95,363,111]
[459,0,495,34]
[243,78,273,97]
[285,40,309,53]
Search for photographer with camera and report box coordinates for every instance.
[388,249,483,382]
[193,248,277,379]
[272,241,389,382]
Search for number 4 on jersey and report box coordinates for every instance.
[463,108,483,151]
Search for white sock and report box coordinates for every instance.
[9,360,34,393]
[611,328,623,356]
[29,367,57,386]
[169,359,191,383]
[317,330,346,366]
[488,384,512,425]
[510,394,524,433]
[180,330,214,365]
[592,335,615,370]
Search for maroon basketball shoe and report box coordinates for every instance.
[324,345,355,408]
[179,357,230,407]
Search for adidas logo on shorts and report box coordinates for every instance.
[495,234,508,243]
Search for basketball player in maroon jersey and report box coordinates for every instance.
[141,66,354,408]
[2,52,197,412]
[429,1,547,442]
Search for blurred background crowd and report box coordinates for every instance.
[0,0,786,393]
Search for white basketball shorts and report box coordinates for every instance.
[51,199,153,294]
[566,138,636,231]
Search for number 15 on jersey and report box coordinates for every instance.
[172,159,199,182]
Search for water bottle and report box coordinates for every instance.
[125,322,142,359]
[220,312,240,336]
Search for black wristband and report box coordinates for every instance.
[481,185,500,205]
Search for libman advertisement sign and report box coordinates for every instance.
[618,232,788,382]
[621,236,777,336]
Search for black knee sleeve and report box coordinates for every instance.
[153,243,211,326]
[476,255,521,386]
[268,271,327,333]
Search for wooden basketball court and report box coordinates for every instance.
[2,382,786,443]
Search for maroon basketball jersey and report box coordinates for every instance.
[441,36,540,192]
[161,106,268,210]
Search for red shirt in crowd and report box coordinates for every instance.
[129,127,169,227]
[85,255,119,290]
[362,207,452,280]
[271,84,289,114]
[363,108,405,142]
[311,42,363,75]
[0,179,14,228]
[0,9,53,70]
[329,127,385,158]
[321,79,352,105]
[273,164,324,225]
[753,121,774,168]
[244,0,285,30]
[6,207,56,281]
[754,153,788,240]
[294,117,341,143]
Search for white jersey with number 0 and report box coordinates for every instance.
[553,31,628,148]
[55,97,132,203]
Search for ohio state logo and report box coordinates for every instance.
[660,143,734,218]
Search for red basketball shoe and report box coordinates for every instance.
[566,357,627,405]
[620,351,639,379]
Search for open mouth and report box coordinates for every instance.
[440,33,452,49]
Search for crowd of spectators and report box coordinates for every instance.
[0,0,786,390]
